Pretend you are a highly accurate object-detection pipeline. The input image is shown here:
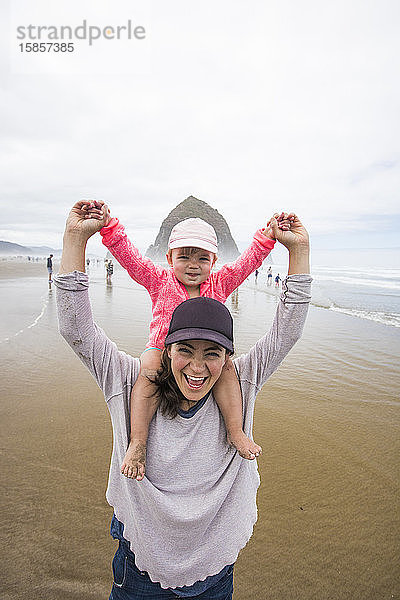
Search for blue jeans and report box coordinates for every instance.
[109,540,234,600]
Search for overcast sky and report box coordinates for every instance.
[1,0,399,257]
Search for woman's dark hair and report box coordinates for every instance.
[151,347,186,419]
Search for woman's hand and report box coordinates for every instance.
[267,213,309,251]
[65,200,110,241]
[59,200,110,275]
[268,213,310,275]
[262,212,293,240]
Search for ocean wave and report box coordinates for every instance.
[314,274,400,291]
[243,279,400,328]
[329,306,400,328]
[311,284,400,327]
[313,266,400,278]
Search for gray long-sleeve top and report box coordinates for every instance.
[55,271,312,589]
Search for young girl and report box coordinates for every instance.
[85,202,292,480]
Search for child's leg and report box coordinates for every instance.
[213,358,262,460]
[121,348,161,480]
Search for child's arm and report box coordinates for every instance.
[211,217,279,298]
[213,231,273,298]
[213,213,293,298]
[100,215,167,298]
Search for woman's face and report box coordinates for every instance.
[167,339,228,402]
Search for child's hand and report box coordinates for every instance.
[267,213,309,250]
[262,212,294,240]
[82,200,111,227]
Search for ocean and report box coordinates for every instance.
[1,247,399,346]
[260,246,400,329]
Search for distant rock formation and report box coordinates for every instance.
[146,196,240,263]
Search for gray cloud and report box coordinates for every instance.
[1,0,399,253]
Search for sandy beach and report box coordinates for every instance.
[0,258,55,279]
[1,261,399,600]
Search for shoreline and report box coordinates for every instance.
[2,258,399,331]
[0,258,56,279]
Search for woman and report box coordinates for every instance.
[55,201,311,599]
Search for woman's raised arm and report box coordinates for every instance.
[235,214,311,390]
[56,201,139,401]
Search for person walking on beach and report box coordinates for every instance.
[106,259,114,284]
[55,200,311,599]
[90,204,293,480]
[267,265,273,286]
[47,254,53,283]
[275,273,281,288]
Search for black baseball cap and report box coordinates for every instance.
[164,297,234,354]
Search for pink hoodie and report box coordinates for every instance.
[100,218,275,348]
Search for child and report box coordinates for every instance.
[86,203,292,480]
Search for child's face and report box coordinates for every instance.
[167,247,216,288]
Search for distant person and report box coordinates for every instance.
[47,254,53,283]
[106,260,114,284]
[86,257,90,267]
[275,273,281,288]
[267,266,273,286]
[255,269,259,282]
[85,202,293,481]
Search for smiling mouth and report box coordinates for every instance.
[184,374,207,390]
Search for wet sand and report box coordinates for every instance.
[0,259,55,279]
[1,263,399,599]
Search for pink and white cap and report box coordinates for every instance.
[168,218,218,254]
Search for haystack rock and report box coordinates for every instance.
[146,196,240,263]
